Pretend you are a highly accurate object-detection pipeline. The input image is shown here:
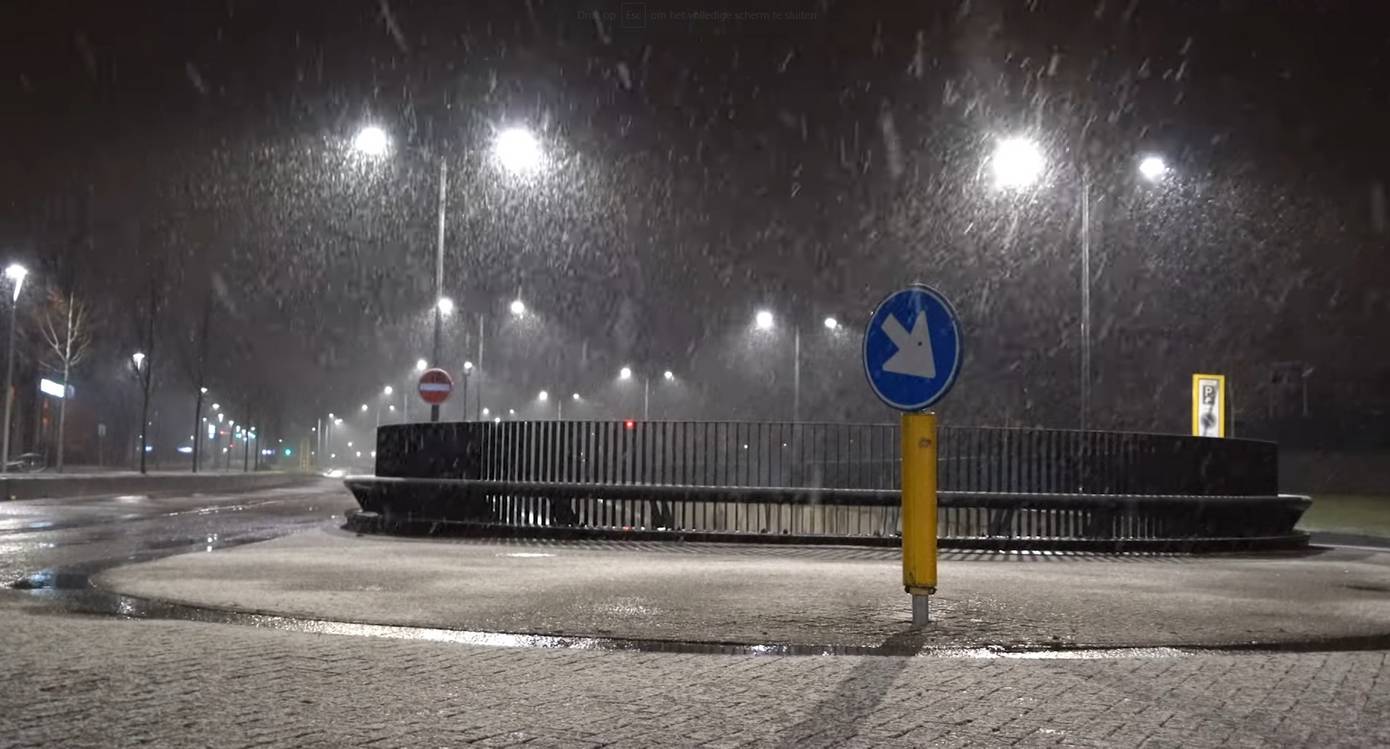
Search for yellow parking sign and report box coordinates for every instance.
[1192,374,1226,438]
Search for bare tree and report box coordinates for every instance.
[34,289,95,471]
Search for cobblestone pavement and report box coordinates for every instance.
[1,603,1386,748]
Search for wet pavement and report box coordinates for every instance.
[0,481,349,591]
[89,527,1390,651]
[2,483,1390,746]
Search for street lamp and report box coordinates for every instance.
[352,125,390,157]
[131,352,146,368]
[5,264,26,302]
[353,125,543,410]
[510,298,526,317]
[415,358,428,372]
[617,367,675,419]
[1138,155,1169,182]
[537,390,549,402]
[493,127,543,173]
[990,136,1046,189]
[211,403,220,411]
[460,360,474,421]
[360,403,368,412]
[986,136,1166,430]
[751,310,802,420]
[383,385,393,396]
[1,263,28,473]
[750,310,838,422]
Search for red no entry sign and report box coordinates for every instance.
[417,368,454,405]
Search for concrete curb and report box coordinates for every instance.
[0,472,316,501]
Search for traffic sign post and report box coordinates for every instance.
[862,284,962,628]
[417,368,454,423]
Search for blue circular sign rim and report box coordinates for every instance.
[861,284,963,412]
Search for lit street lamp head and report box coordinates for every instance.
[415,358,428,372]
[436,296,454,316]
[199,386,208,394]
[537,390,549,402]
[823,316,839,331]
[991,136,1046,189]
[755,310,775,330]
[572,393,581,401]
[509,298,526,317]
[1138,155,1169,182]
[383,385,393,396]
[619,366,633,380]
[352,125,390,157]
[360,404,368,412]
[463,361,474,372]
[493,127,543,173]
[663,370,675,381]
[131,352,146,368]
[4,263,27,302]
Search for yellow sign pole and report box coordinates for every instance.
[901,410,938,626]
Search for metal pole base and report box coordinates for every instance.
[911,594,930,628]
[430,405,440,423]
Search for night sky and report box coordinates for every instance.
[2,0,1388,456]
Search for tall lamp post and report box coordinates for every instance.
[988,137,1169,431]
[351,124,543,421]
[460,361,474,421]
[753,309,801,421]
[1,263,27,472]
[618,366,676,420]
[130,351,151,474]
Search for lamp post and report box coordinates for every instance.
[130,351,151,474]
[752,309,801,421]
[460,361,474,421]
[1,263,27,473]
[989,137,1169,431]
[537,389,559,419]
[618,366,677,420]
[351,125,543,408]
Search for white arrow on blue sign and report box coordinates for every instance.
[862,284,963,412]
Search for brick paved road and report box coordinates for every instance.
[1,603,1386,747]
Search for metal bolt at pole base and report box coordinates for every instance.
[901,411,938,628]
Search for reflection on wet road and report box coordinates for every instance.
[0,480,351,588]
